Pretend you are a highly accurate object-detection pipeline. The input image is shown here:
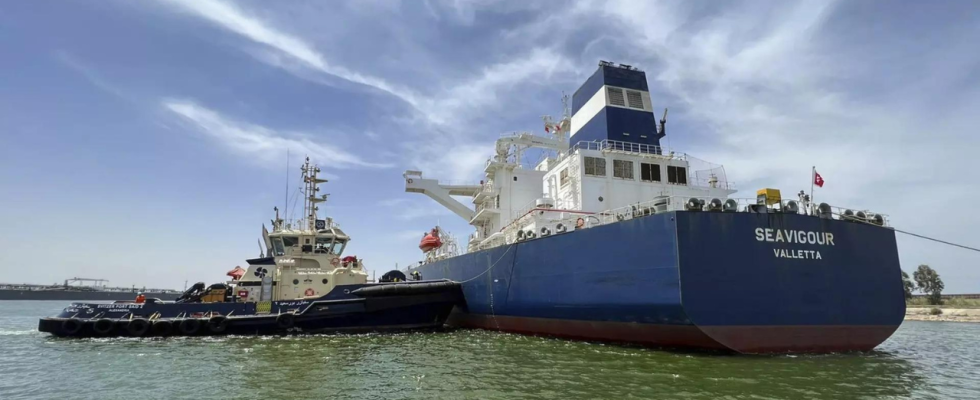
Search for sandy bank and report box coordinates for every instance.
[905,307,980,323]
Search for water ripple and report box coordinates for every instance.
[2,302,980,399]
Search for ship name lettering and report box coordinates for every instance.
[773,249,823,260]
[755,228,834,246]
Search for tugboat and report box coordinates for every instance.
[38,158,462,338]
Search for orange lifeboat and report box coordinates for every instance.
[419,228,442,252]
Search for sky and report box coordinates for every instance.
[1,0,979,292]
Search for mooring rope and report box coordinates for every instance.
[894,229,980,253]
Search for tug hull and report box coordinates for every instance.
[38,281,462,338]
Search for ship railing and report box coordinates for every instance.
[686,177,737,191]
[273,218,341,232]
[570,140,686,160]
[591,196,890,227]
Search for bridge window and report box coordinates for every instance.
[607,87,625,107]
[667,166,687,185]
[626,90,643,109]
[641,163,661,182]
[272,238,285,256]
[331,240,346,255]
[315,237,334,254]
[613,160,634,180]
[282,236,299,247]
[584,157,606,177]
[560,168,569,186]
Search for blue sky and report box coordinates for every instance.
[2,0,979,292]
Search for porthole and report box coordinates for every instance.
[322,278,328,284]
[292,279,299,285]
[598,196,604,202]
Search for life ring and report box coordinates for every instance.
[276,313,295,329]
[151,320,173,336]
[304,288,315,297]
[126,318,151,337]
[330,258,340,266]
[207,316,229,334]
[178,318,202,335]
[62,318,84,336]
[92,318,115,335]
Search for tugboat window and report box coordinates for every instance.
[282,236,299,247]
[272,238,285,256]
[315,237,334,254]
[331,240,346,255]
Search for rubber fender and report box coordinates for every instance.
[276,313,295,329]
[62,319,84,336]
[208,316,229,334]
[151,320,173,336]
[92,318,115,335]
[178,318,202,335]
[351,280,462,298]
[126,318,151,337]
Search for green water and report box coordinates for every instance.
[2,301,978,399]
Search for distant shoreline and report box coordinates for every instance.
[905,307,980,323]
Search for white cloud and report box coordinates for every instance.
[378,197,452,221]
[569,1,980,290]
[163,99,390,169]
[158,0,422,108]
[155,0,576,183]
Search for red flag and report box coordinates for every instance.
[814,171,825,187]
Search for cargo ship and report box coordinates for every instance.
[403,61,906,354]
[1,278,180,301]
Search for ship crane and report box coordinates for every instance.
[403,170,480,221]
[404,128,568,223]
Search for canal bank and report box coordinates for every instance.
[906,307,980,323]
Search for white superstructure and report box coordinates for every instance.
[405,63,737,253]
[237,157,369,302]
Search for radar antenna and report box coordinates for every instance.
[302,157,329,231]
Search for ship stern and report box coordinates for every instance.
[674,211,906,354]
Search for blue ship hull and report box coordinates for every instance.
[412,211,906,353]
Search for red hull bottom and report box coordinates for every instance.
[448,311,899,354]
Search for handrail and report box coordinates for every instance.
[570,139,684,159]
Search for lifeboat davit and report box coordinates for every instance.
[419,228,442,252]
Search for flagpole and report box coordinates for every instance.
[810,166,815,213]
